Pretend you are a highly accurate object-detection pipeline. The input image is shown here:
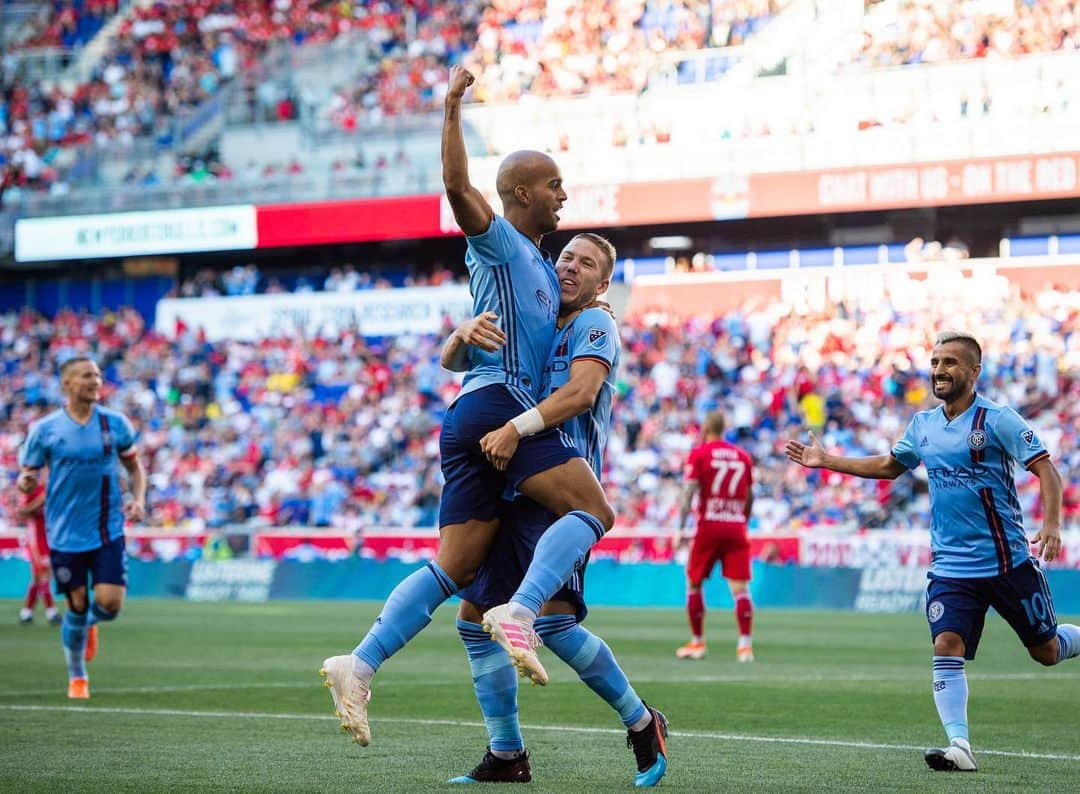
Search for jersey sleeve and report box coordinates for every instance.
[569,309,619,372]
[19,422,46,469]
[993,407,1050,468]
[891,416,921,470]
[465,214,517,269]
[114,413,138,457]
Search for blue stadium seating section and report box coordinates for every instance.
[1004,234,1080,257]
[0,276,174,321]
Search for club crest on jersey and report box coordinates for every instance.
[588,328,607,349]
[1021,429,1039,448]
[967,429,987,451]
[535,289,553,314]
[928,601,944,623]
[56,566,72,584]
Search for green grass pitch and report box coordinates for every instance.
[1,599,1077,792]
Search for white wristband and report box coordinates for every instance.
[510,407,545,438]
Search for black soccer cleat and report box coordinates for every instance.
[924,743,978,772]
[627,704,669,787]
[448,748,532,784]
[19,614,32,625]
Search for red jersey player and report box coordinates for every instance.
[17,482,59,625]
[674,411,755,662]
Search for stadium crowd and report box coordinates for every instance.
[1,282,1076,540]
[14,0,121,51]
[7,0,1080,200]
[855,0,1080,69]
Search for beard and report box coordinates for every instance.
[932,378,965,401]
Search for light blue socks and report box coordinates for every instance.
[61,610,89,679]
[511,511,604,617]
[1056,624,1080,662]
[932,656,969,743]
[536,614,648,730]
[354,561,458,672]
[458,619,524,755]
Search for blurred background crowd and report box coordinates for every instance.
[2,281,1075,538]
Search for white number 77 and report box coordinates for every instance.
[710,459,746,497]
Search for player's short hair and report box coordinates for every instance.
[704,411,726,437]
[59,355,96,376]
[934,331,982,364]
[572,233,616,279]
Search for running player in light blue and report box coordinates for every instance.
[443,234,669,787]
[786,331,1078,773]
[320,64,617,746]
[18,356,146,699]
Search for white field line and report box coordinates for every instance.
[1,704,1078,763]
[0,669,1072,697]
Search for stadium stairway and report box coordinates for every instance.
[62,2,133,86]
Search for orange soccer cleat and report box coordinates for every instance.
[67,677,90,699]
[675,641,706,660]
[85,624,99,662]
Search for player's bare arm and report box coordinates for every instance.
[120,449,147,523]
[442,65,492,236]
[1028,456,1063,562]
[17,466,42,493]
[441,312,507,372]
[675,481,698,547]
[16,488,45,517]
[785,431,907,480]
[480,359,609,471]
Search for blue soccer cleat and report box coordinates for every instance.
[627,704,669,787]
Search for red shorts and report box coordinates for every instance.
[687,531,751,585]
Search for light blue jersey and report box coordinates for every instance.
[543,307,621,478]
[20,405,137,553]
[459,214,560,405]
[892,394,1050,578]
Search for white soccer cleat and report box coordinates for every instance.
[736,645,754,663]
[482,604,548,686]
[675,641,706,660]
[924,740,978,772]
[320,655,372,746]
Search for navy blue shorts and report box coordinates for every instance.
[926,559,1058,660]
[439,384,581,527]
[459,496,588,623]
[50,536,128,594]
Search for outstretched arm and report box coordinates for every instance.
[1029,456,1063,562]
[440,312,507,372]
[480,359,609,471]
[442,65,493,236]
[785,431,907,480]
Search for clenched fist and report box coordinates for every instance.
[447,65,475,101]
